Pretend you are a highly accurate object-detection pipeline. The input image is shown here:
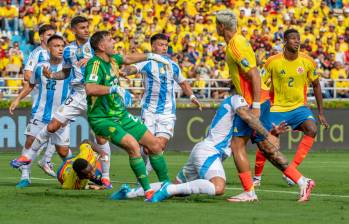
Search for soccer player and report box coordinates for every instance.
[215,10,315,202]
[9,24,57,177]
[10,35,71,188]
[253,29,329,186]
[110,95,285,202]
[10,16,114,188]
[57,140,108,190]
[121,33,201,174]
[85,30,171,200]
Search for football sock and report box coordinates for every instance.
[149,153,169,182]
[20,147,39,180]
[141,148,153,175]
[41,143,56,163]
[96,141,111,179]
[239,171,254,192]
[283,165,303,184]
[254,149,266,177]
[126,182,162,198]
[291,135,314,168]
[167,179,216,196]
[30,127,51,152]
[129,157,151,192]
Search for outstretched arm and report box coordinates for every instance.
[312,78,329,128]
[179,81,202,111]
[122,53,169,65]
[9,82,35,115]
[43,67,71,80]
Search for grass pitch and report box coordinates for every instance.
[0,151,348,224]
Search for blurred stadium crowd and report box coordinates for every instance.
[0,0,348,100]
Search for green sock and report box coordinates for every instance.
[129,157,150,191]
[149,153,170,182]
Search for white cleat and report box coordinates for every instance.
[253,177,261,187]
[298,178,315,202]
[38,160,56,178]
[227,191,258,202]
[282,174,296,186]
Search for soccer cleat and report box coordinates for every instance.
[253,177,261,187]
[144,189,155,201]
[101,178,113,189]
[298,178,315,202]
[227,191,258,202]
[150,182,171,203]
[16,179,31,189]
[282,174,295,186]
[110,184,131,200]
[38,160,56,178]
[10,156,32,169]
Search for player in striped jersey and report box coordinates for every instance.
[9,24,58,181]
[10,35,71,188]
[216,10,315,202]
[111,95,286,202]
[121,33,201,174]
[253,29,329,187]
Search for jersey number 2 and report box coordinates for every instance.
[288,77,294,87]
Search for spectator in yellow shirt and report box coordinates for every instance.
[23,8,37,44]
[330,61,347,80]
[3,2,19,32]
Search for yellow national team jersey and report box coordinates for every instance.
[264,53,318,112]
[58,143,98,189]
[226,34,269,105]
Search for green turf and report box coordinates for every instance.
[0,151,348,224]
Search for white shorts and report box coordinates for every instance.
[141,109,176,139]
[175,141,226,183]
[54,87,87,124]
[25,118,70,146]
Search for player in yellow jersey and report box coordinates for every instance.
[57,140,108,190]
[253,29,329,187]
[215,10,315,202]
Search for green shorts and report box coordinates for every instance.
[88,112,148,146]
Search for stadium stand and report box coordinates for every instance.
[0,0,348,100]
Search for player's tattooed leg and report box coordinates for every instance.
[257,141,289,171]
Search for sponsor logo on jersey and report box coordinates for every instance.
[280,69,286,75]
[108,127,116,133]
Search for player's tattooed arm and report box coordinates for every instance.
[43,66,71,80]
[236,106,269,138]
[236,106,280,149]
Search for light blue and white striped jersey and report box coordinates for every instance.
[204,95,248,156]
[30,61,71,124]
[24,46,49,72]
[135,57,185,115]
[63,40,93,86]
[24,45,50,103]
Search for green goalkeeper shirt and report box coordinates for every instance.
[85,54,126,119]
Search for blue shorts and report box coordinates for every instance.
[232,100,272,143]
[270,106,316,130]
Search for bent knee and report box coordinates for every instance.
[214,184,225,196]
[47,119,62,133]
[304,127,317,138]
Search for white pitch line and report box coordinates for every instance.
[5,177,349,199]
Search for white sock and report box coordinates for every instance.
[126,182,162,198]
[141,148,152,175]
[96,142,111,179]
[167,179,216,196]
[30,127,51,152]
[41,142,56,163]
[20,148,39,180]
[297,176,306,186]
[253,176,261,181]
